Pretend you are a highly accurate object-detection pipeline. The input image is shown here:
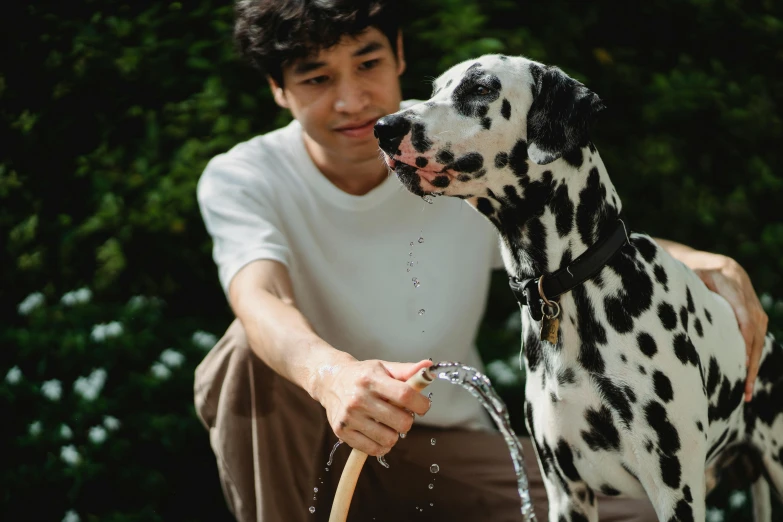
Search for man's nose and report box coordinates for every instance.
[374,115,411,154]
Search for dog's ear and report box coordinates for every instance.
[526,65,605,165]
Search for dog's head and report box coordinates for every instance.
[375,54,604,200]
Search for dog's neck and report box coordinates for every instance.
[473,144,621,280]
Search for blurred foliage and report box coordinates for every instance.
[1,0,782,520]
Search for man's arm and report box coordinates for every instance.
[654,238,769,401]
[228,260,431,455]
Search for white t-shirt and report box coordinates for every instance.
[198,116,504,431]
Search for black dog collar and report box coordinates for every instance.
[509,220,629,321]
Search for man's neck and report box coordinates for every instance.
[303,134,387,196]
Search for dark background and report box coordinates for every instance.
[2,0,781,520]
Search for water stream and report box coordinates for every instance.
[429,361,536,521]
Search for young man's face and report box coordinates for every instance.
[271,28,406,167]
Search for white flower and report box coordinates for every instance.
[160,348,185,368]
[760,293,773,310]
[60,424,73,439]
[41,379,63,401]
[62,510,81,522]
[88,425,108,444]
[90,321,124,342]
[151,362,171,380]
[61,287,92,306]
[18,292,45,315]
[485,359,520,386]
[127,295,148,310]
[73,368,107,401]
[29,421,42,436]
[192,330,218,350]
[706,507,724,522]
[60,445,81,465]
[5,366,22,384]
[728,490,747,509]
[103,415,121,431]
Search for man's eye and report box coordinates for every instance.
[474,85,491,96]
[305,75,329,85]
[359,59,380,70]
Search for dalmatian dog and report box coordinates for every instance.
[374,54,783,521]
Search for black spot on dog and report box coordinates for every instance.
[645,439,654,453]
[563,147,583,169]
[501,98,511,120]
[605,295,633,334]
[581,406,620,451]
[679,306,689,332]
[476,197,494,217]
[411,123,432,153]
[653,371,674,402]
[659,453,682,489]
[449,152,484,173]
[637,332,657,357]
[624,385,637,403]
[686,287,695,313]
[550,392,558,404]
[481,117,492,130]
[473,168,487,179]
[508,139,529,179]
[654,264,669,291]
[436,148,454,165]
[706,356,721,397]
[694,318,703,337]
[415,156,428,168]
[431,175,450,188]
[620,354,627,363]
[646,401,681,455]
[658,303,677,330]
[670,498,694,522]
[577,168,615,245]
[674,334,699,366]
[683,485,692,503]
[633,236,657,263]
[446,79,453,87]
[550,183,575,238]
[707,428,730,461]
[457,174,471,182]
[601,485,621,496]
[604,246,654,332]
[570,511,589,522]
[757,340,783,385]
[494,151,508,168]
[558,368,577,385]
[704,308,712,324]
[708,376,745,424]
[639,365,647,375]
[524,327,542,372]
[525,217,549,275]
[555,439,581,481]
[596,375,634,427]
[573,284,606,374]
[696,421,703,432]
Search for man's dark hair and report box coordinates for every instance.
[234,0,401,87]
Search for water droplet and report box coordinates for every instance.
[418,237,424,243]
[422,195,434,204]
[427,392,433,400]
[429,464,439,473]
[327,440,343,465]
[309,506,316,514]
[431,438,436,445]
[400,432,406,439]
[430,503,434,507]
[410,241,414,247]
[325,467,329,471]
[418,309,425,315]
[412,278,421,288]
[409,252,413,256]
[377,455,390,468]
[406,268,410,272]
[314,487,318,493]
[428,483,434,489]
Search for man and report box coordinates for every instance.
[194,1,769,521]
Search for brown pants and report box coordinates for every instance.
[194,320,658,522]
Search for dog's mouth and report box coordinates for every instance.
[382,154,452,196]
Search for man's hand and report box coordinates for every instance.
[656,239,768,402]
[311,358,433,456]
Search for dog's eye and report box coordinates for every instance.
[474,85,492,96]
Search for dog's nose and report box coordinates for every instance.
[374,115,411,154]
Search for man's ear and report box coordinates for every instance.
[525,65,605,165]
[395,30,406,76]
[267,76,289,109]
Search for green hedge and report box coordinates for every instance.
[2,1,781,520]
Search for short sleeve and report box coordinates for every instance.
[490,236,505,270]
[197,153,291,294]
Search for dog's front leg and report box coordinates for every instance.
[524,400,599,522]
[634,444,706,522]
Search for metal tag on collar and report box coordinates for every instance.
[538,275,561,344]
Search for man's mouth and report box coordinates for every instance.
[334,118,378,138]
